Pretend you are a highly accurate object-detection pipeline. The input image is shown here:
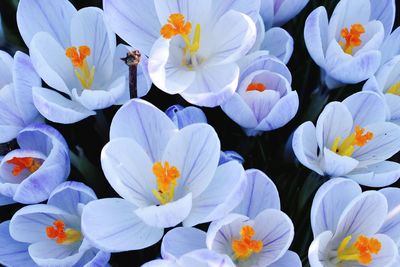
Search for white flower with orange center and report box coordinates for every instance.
[304,0,395,88]
[17,0,152,124]
[309,178,400,267]
[81,99,247,252]
[293,91,400,187]
[104,0,258,107]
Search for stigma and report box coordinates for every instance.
[336,235,381,265]
[232,225,263,261]
[152,161,180,205]
[339,24,365,55]
[6,157,42,176]
[247,83,266,92]
[65,46,95,89]
[46,220,81,245]
[160,13,202,68]
[330,126,373,157]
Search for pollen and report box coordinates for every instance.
[246,83,266,92]
[161,13,192,39]
[152,161,181,205]
[330,126,373,157]
[65,45,95,89]
[339,24,365,54]
[232,225,263,261]
[337,235,381,265]
[46,220,81,245]
[6,157,42,176]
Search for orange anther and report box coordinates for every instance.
[232,225,263,261]
[65,46,91,68]
[161,13,192,39]
[354,126,374,147]
[246,83,266,92]
[46,220,67,244]
[6,157,41,176]
[340,24,365,54]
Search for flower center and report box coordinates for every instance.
[339,24,365,55]
[335,235,381,265]
[6,157,42,176]
[65,46,95,89]
[161,13,202,69]
[232,225,263,261]
[46,220,81,245]
[246,83,266,92]
[330,126,373,157]
[152,161,181,205]
[387,82,400,96]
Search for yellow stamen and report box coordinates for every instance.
[339,24,365,54]
[232,225,263,261]
[152,161,180,205]
[387,82,400,96]
[330,126,373,157]
[160,13,202,68]
[336,235,381,265]
[65,46,95,89]
[46,220,81,245]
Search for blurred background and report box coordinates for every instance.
[0,1,399,266]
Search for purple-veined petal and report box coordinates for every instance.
[261,27,293,64]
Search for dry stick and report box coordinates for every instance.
[121,50,141,99]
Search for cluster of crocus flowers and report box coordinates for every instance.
[0,124,70,206]
[145,169,301,267]
[0,182,110,267]
[0,50,42,143]
[222,53,299,136]
[81,99,247,251]
[309,178,400,267]
[304,0,395,88]
[16,0,151,124]
[292,91,400,187]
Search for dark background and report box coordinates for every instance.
[0,0,399,266]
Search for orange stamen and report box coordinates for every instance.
[65,46,91,68]
[160,13,192,39]
[232,225,263,261]
[46,220,67,244]
[152,161,180,205]
[354,126,374,147]
[340,24,365,54]
[6,157,42,176]
[246,83,266,92]
[337,235,381,265]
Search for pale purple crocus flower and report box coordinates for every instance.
[159,169,301,267]
[142,249,235,267]
[304,0,395,89]
[165,104,207,129]
[16,0,151,124]
[104,0,258,107]
[222,53,298,136]
[260,0,309,28]
[0,124,70,206]
[0,181,110,267]
[0,50,42,143]
[363,54,400,125]
[309,178,399,267]
[292,91,400,187]
[81,99,247,252]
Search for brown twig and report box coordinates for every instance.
[121,50,141,99]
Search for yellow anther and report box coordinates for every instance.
[387,82,400,96]
[336,235,381,265]
[330,126,373,157]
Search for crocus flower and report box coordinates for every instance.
[81,99,247,252]
[309,178,399,267]
[165,104,207,129]
[222,53,298,136]
[260,0,309,28]
[17,0,151,124]
[0,50,42,143]
[293,91,400,187]
[0,124,70,206]
[363,55,400,124]
[304,0,395,88]
[104,0,259,107]
[0,181,110,267]
[143,249,235,267]
[160,169,300,267]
